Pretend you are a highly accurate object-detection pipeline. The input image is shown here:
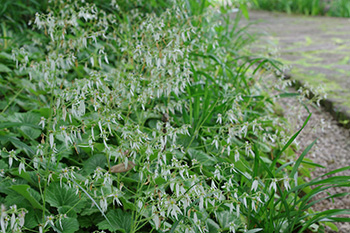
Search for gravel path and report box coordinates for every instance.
[238,9,350,232]
[279,93,350,233]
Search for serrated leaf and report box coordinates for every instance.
[46,182,84,212]
[12,112,41,125]
[55,217,79,233]
[10,184,44,210]
[0,160,8,171]
[82,154,107,175]
[97,209,132,233]
[207,218,220,233]
[78,215,94,228]
[10,112,42,140]
[0,121,41,129]
[5,193,27,207]
[24,209,40,229]
[58,206,77,218]
[20,126,41,140]
[216,211,241,229]
[119,196,136,211]
[188,148,217,166]
[0,135,35,155]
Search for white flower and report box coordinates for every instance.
[251,197,258,212]
[234,149,240,162]
[242,194,248,208]
[229,221,236,233]
[18,161,26,174]
[49,132,54,148]
[39,117,45,129]
[283,177,291,191]
[216,113,222,124]
[211,135,219,150]
[100,197,107,213]
[251,179,259,192]
[8,150,17,168]
[109,191,123,206]
[269,178,277,192]
[213,165,221,180]
[166,198,182,220]
[18,210,25,227]
[44,215,54,227]
[153,213,160,230]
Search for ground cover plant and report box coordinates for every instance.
[0,0,349,232]
[248,0,350,17]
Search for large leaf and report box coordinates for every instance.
[0,135,35,155]
[82,154,107,175]
[188,148,217,166]
[24,209,41,229]
[0,160,8,171]
[45,182,85,212]
[0,63,11,73]
[97,209,133,233]
[10,184,44,210]
[12,112,42,140]
[207,218,220,233]
[216,211,241,229]
[0,121,41,130]
[55,217,79,233]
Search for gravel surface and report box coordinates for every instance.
[278,93,350,233]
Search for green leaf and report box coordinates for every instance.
[82,154,107,175]
[246,229,263,233]
[119,196,136,211]
[0,135,35,155]
[5,192,27,207]
[0,63,11,73]
[216,211,241,229]
[0,160,8,171]
[46,182,84,212]
[271,113,311,170]
[0,121,40,129]
[12,112,42,140]
[188,148,217,166]
[55,217,79,233]
[206,219,220,233]
[10,184,44,210]
[24,209,41,229]
[239,4,249,19]
[20,126,41,140]
[97,209,133,233]
[290,139,317,179]
[58,206,77,218]
[78,214,103,228]
[12,112,41,126]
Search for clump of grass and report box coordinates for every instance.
[0,0,349,233]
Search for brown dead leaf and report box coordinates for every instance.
[110,161,136,173]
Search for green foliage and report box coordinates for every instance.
[249,0,350,17]
[0,0,349,232]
